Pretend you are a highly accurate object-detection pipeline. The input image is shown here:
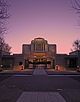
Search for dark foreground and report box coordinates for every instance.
[0,69,80,102]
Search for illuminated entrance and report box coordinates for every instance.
[28,60,51,69]
[28,52,51,68]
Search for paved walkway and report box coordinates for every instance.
[17,92,66,102]
[33,68,47,75]
[0,69,80,102]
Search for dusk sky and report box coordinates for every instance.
[6,0,80,54]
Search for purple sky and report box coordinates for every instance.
[6,0,80,54]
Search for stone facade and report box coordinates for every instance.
[22,38,56,68]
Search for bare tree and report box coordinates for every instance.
[72,0,80,13]
[0,0,11,54]
[0,0,9,35]
[0,37,11,54]
[71,39,80,51]
[0,0,9,19]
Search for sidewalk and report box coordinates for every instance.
[33,68,47,75]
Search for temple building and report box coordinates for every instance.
[22,37,56,68]
[0,37,80,70]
